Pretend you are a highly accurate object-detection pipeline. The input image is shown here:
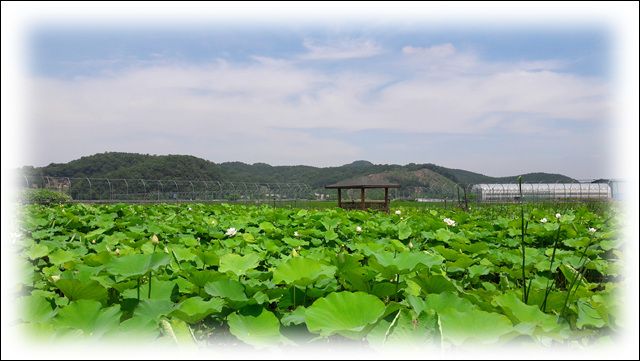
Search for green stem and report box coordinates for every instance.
[559,239,595,320]
[147,272,152,299]
[518,176,528,303]
[137,277,141,301]
[303,286,308,306]
[394,274,400,302]
[147,244,158,299]
[292,286,296,309]
[541,224,562,311]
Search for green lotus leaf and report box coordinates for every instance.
[48,249,75,265]
[20,294,57,324]
[218,253,261,277]
[171,296,224,323]
[55,279,108,302]
[398,223,412,240]
[280,306,306,326]
[424,292,476,313]
[259,221,276,233]
[122,279,177,300]
[437,306,514,345]
[468,264,491,279]
[26,244,50,260]
[133,299,175,321]
[412,274,462,295]
[272,257,337,287]
[106,252,170,278]
[324,229,339,241]
[54,300,121,337]
[493,293,562,333]
[371,251,443,275]
[227,309,285,347]
[204,278,248,302]
[305,291,385,338]
[320,217,339,231]
[576,299,607,329]
[435,228,453,242]
[188,270,225,288]
[83,251,113,267]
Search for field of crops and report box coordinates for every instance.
[16,202,622,349]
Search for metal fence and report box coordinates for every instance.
[18,175,622,205]
[20,176,313,203]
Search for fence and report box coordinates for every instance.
[18,175,622,205]
[20,176,313,203]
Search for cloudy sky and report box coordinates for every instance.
[25,18,613,179]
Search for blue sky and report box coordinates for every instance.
[27,23,612,179]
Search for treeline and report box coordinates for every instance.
[21,152,577,187]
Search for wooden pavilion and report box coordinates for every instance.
[325,177,400,212]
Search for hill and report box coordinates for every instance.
[21,152,577,190]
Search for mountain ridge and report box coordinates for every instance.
[21,152,578,189]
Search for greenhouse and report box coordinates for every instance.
[470,183,612,201]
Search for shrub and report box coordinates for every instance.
[22,188,72,205]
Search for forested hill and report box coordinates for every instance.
[21,152,577,187]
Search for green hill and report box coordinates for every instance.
[21,152,577,190]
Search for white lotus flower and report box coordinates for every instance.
[115,248,121,256]
[188,207,192,211]
[408,241,414,249]
[356,226,362,233]
[151,234,159,245]
[395,210,402,215]
[540,218,548,223]
[443,218,456,227]
[294,231,300,237]
[51,275,61,282]
[555,213,561,219]
[292,249,299,257]
[91,240,96,244]
[588,227,597,234]
[225,227,237,237]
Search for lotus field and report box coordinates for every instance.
[16,202,622,348]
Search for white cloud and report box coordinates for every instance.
[300,38,382,60]
[27,43,609,168]
[402,43,456,57]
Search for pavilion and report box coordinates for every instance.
[325,177,400,212]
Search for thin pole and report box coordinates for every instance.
[360,188,365,210]
[384,187,389,212]
[338,188,342,208]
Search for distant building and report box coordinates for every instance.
[471,183,611,201]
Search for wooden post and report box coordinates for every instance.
[360,188,365,210]
[338,188,342,208]
[384,187,389,212]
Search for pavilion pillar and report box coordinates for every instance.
[338,188,342,208]
[360,188,365,210]
[384,187,389,212]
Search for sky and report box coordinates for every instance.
[17,7,620,180]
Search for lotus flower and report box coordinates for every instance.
[588,227,597,234]
[225,227,237,237]
[294,231,300,237]
[540,218,548,223]
[356,226,362,233]
[443,218,456,227]
[555,213,561,219]
[395,210,402,215]
[151,234,159,245]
